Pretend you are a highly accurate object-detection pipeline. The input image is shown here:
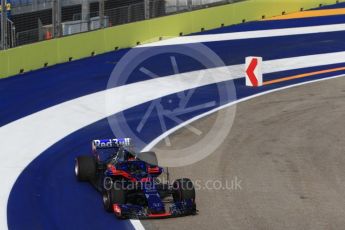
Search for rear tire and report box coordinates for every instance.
[173,178,196,203]
[75,156,96,181]
[103,182,127,212]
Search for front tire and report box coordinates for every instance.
[103,182,127,212]
[173,178,196,203]
[75,156,96,181]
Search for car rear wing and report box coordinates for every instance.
[92,138,132,150]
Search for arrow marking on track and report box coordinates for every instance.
[246,58,259,87]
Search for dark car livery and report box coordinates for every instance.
[75,138,197,219]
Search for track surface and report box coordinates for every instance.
[144,76,345,230]
[2,3,345,229]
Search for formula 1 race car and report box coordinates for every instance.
[75,138,197,219]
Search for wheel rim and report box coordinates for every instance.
[74,159,79,177]
[103,192,110,209]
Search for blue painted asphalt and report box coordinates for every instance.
[7,64,345,229]
[4,5,345,230]
[1,29,345,127]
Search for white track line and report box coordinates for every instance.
[138,74,345,229]
[130,220,146,230]
[143,74,345,152]
[2,51,345,230]
[140,23,345,47]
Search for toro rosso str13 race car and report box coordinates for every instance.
[75,138,197,219]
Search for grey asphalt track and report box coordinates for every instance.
[142,77,345,230]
